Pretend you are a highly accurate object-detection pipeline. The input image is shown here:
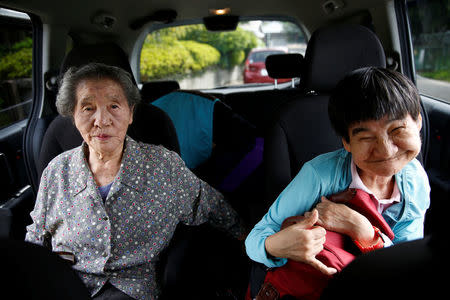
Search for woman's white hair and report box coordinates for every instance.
[56,62,141,118]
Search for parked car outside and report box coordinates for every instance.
[243,48,291,84]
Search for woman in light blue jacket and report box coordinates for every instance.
[245,67,430,275]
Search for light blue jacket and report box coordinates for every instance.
[245,148,430,268]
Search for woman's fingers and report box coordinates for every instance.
[307,257,337,276]
[308,225,327,240]
[296,208,319,229]
[268,204,340,276]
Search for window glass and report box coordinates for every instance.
[0,8,32,128]
[140,20,306,90]
[407,0,450,103]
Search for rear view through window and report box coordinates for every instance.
[407,0,450,103]
[140,20,305,90]
[244,49,287,84]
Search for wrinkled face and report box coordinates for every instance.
[343,114,422,179]
[73,78,133,158]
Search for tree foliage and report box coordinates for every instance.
[0,37,32,80]
[181,25,263,68]
[140,24,263,80]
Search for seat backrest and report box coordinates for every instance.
[140,80,180,103]
[1,239,91,300]
[37,43,180,180]
[152,90,218,169]
[59,42,136,83]
[152,90,257,172]
[264,24,386,203]
[220,54,305,137]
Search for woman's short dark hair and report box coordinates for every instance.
[328,67,421,142]
[56,62,141,117]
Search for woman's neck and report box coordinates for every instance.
[358,168,395,200]
[86,144,124,186]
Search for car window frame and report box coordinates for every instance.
[0,10,33,130]
[22,11,43,195]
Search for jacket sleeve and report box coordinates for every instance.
[245,162,323,268]
[392,159,431,243]
[168,150,245,238]
[25,167,51,247]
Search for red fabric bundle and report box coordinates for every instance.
[260,188,395,300]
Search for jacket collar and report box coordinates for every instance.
[114,136,145,193]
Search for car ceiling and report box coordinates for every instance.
[1,0,388,37]
[1,0,394,75]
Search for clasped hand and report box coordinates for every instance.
[265,196,374,276]
[265,208,336,275]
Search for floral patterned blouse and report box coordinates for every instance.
[25,136,244,300]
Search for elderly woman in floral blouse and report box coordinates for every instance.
[25,63,244,300]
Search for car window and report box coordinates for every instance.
[0,8,32,129]
[249,50,285,63]
[407,0,450,103]
[140,20,306,89]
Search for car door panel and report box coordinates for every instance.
[421,95,450,234]
[0,119,29,201]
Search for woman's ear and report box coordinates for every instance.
[342,137,351,153]
[415,113,422,131]
[129,105,135,124]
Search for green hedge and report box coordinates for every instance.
[140,25,263,80]
[140,40,220,81]
[181,25,263,68]
[420,70,450,82]
[182,40,221,71]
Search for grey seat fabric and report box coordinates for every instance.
[264,24,387,204]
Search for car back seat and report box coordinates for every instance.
[264,24,387,204]
[146,89,258,298]
[140,80,180,103]
[218,54,303,136]
[248,24,389,300]
[33,42,247,299]
[37,43,180,180]
[206,54,305,225]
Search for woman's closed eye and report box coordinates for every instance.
[359,136,375,142]
[390,126,406,135]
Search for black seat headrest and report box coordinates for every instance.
[266,53,304,79]
[302,24,386,92]
[141,80,180,103]
[59,42,136,85]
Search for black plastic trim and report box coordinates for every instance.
[394,0,415,82]
[395,0,430,168]
[23,13,43,196]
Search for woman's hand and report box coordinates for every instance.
[314,197,375,245]
[265,209,337,276]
